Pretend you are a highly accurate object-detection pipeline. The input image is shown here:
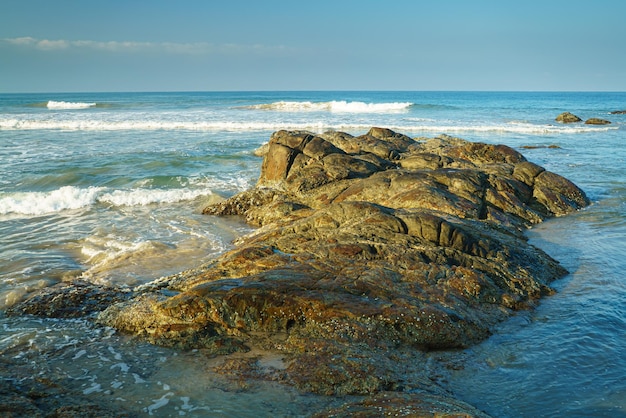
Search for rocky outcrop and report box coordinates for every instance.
[610,110,626,114]
[93,129,588,410]
[585,117,611,125]
[556,112,613,125]
[12,128,590,416]
[556,112,582,123]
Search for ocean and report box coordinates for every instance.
[0,91,624,417]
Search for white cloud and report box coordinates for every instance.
[36,39,70,50]
[4,36,37,46]
[1,37,290,55]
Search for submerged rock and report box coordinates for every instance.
[313,391,492,417]
[0,378,133,418]
[6,280,129,319]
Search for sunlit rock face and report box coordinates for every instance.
[11,128,589,413]
[97,129,587,391]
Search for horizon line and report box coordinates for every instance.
[2,89,626,95]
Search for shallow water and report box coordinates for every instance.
[434,200,626,417]
[0,314,341,416]
[1,91,624,416]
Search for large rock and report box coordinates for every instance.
[13,128,590,414]
[94,128,588,402]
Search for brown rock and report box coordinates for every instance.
[533,170,590,216]
[584,118,611,125]
[555,112,582,123]
[16,128,591,413]
[95,130,589,398]
[6,280,128,319]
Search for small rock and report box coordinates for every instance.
[555,112,582,123]
[584,118,611,125]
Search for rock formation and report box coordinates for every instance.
[556,112,582,123]
[556,112,614,125]
[10,128,590,416]
[584,117,611,125]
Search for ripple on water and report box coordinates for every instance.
[438,197,626,417]
[0,315,342,416]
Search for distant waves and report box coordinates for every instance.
[0,117,617,134]
[240,100,413,113]
[47,100,97,109]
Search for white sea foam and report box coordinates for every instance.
[73,349,87,360]
[244,100,413,113]
[395,121,619,135]
[0,186,214,216]
[79,236,176,285]
[47,100,96,109]
[0,118,330,132]
[82,382,103,395]
[80,235,173,265]
[99,187,212,207]
[146,392,174,415]
[0,186,102,216]
[111,362,130,373]
[1,116,618,135]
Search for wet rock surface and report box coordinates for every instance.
[10,129,590,416]
[556,112,613,125]
[556,111,582,123]
[0,375,133,418]
[584,117,611,125]
[6,280,129,319]
[312,391,492,417]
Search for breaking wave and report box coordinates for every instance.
[0,186,214,216]
[0,186,103,216]
[242,100,413,113]
[0,112,620,135]
[47,100,97,109]
[0,118,333,132]
[98,188,213,207]
[1,117,617,135]
[397,121,619,135]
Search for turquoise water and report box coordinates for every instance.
[1,91,625,416]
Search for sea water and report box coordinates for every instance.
[0,91,624,416]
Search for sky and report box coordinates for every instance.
[1,0,625,93]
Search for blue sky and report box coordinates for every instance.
[1,0,625,92]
